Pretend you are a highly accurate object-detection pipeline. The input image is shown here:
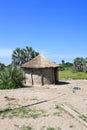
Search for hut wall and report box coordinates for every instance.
[24,68,55,86]
[24,69,32,86]
[42,68,55,84]
[32,69,42,85]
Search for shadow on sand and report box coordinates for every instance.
[56,81,70,85]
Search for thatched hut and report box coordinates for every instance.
[22,55,60,86]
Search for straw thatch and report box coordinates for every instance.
[22,54,60,68]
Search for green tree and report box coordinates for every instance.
[12,48,22,65]
[12,46,39,66]
[83,57,87,73]
[0,65,25,89]
[65,62,73,69]
[24,46,39,62]
[61,60,65,70]
[73,57,84,72]
[0,62,5,70]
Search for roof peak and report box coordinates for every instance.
[22,54,60,68]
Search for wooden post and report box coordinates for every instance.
[41,69,44,86]
[31,71,34,86]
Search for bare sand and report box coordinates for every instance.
[0,80,87,130]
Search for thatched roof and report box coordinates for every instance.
[21,54,60,68]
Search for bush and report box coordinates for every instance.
[0,65,25,89]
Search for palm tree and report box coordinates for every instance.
[12,48,22,65]
[12,46,39,66]
[83,57,87,73]
[25,46,39,62]
[73,57,84,72]
[61,60,65,70]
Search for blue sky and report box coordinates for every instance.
[0,0,87,65]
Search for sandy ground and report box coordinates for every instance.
[0,80,87,130]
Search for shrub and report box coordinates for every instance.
[0,65,25,89]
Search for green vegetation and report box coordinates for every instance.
[61,57,87,72]
[21,125,33,130]
[60,57,87,80]
[53,112,62,116]
[0,107,46,119]
[53,104,62,117]
[12,46,39,66]
[73,57,87,72]
[0,46,39,89]
[60,60,73,71]
[47,128,55,130]
[55,105,60,109]
[47,127,61,130]
[30,98,38,101]
[0,65,25,89]
[15,125,62,130]
[59,70,87,80]
[69,125,74,128]
[1,46,87,89]
[41,126,61,130]
[14,125,33,130]
[0,62,5,71]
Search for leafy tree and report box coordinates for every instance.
[12,46,39,66]
[83,57,87,72]
[0,62,5,70]
[65,62,73,68]
[61,60,65,70]
[60,60,73,70]
[73,57,84,72]
[12,48,22,65]
[0,65,25,89]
